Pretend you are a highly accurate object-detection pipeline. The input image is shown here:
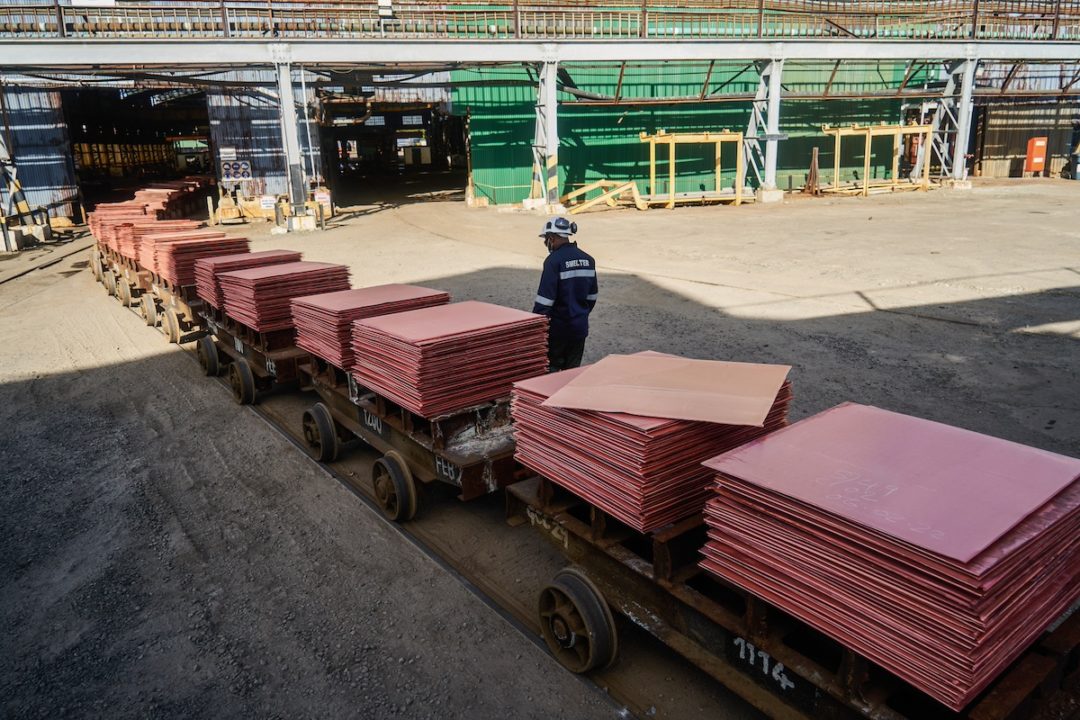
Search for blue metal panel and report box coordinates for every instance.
[1,86,78,219]
[206,69,321,198]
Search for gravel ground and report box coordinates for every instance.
[0,265,618,719]
[1,178,1077,719]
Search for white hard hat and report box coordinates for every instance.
[539,216,577,238]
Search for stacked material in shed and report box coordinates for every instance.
[700,402,1080,711]
[114,220,202,261]
[512,353,792,533]
[351,301,547,417]
[133,187,183,214]
[195,249,302,309]
[292,285,450,369]
[151,233,249,286]
[88,203,150,250]
[218,262,351,333]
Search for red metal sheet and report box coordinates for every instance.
[705,402,1080,562]
[698,402,1080,711]
[350,301,548,417]
[194,249,302,308]
[512,352,792,533]
[217,262,350,332]
[542,353,792,427]
[291,285,450,370]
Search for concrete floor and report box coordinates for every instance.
[1,178,1077,719]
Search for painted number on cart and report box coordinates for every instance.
[361,409,383,435]
[233,336,244,355]
[265,357,277,377]
[434,456,461,483]
[733,637,795,692]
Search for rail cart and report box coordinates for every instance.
[507,476,1080,720]
[139,272,208,343]
[298,354,522,522]
[99,246,153,309]
[197,306,307,405]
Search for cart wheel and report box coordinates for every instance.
[228,359,256,405]
[116,279,133,307]
[140,295,158,327]
[91,253,103,282]
[372,451,417,522]
[103,271,117,296]
[196,335,219,377]
[538,567,619,674]
[162,308,181,344]
[302,402,339,463]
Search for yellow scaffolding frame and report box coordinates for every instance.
[820,123,934,197]
[639,129,746,209]
[561,179,649,215]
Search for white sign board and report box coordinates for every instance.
[260,195,277,210]
[219,147,237,162]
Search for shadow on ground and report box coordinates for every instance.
[0,257,1076,720]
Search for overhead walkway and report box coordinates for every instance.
[0,1,1077,43]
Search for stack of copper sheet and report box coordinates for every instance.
[88,203,151,250]
[114,220,202,261]
[292,284,450,369]
[136,229,220,275]
[351,300,547,417]
[150,234,250,286]
[218,261,351,332]
[194,249,302,309]
[512,353,792,533]
[700,402,1080,711]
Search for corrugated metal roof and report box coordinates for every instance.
[0,86,78,219]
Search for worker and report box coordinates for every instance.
[532,217,598,372]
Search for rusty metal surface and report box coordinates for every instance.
[1,2,1077,42]
[509,474,1080,720]
[305,362,519,500]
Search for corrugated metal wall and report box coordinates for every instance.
[0,87,78,219]
[453,63,914,204]
[978,102,1080,177]
[206,70,321,198]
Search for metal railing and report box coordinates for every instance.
[0,1,1075,41]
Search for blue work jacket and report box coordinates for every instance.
[532,242,598,340]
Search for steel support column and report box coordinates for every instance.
[531,60,559,206]
[275,62,306,207]
[952,59,976,180]
[763,59,783,190]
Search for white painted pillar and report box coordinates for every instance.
[275,63,306,206]
[763,59,784,190]
[542,61,559,205]
[952,59,976,180]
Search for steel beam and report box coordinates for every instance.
[531,61,559,206]
[543,60,559,205]
[1,40,1080,68]
[763,60,783,190]
[952,60,977,180]
[274,63,306,207]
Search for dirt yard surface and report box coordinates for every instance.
[1,178,1077,719]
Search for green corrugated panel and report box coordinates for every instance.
[453,64,918,204]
